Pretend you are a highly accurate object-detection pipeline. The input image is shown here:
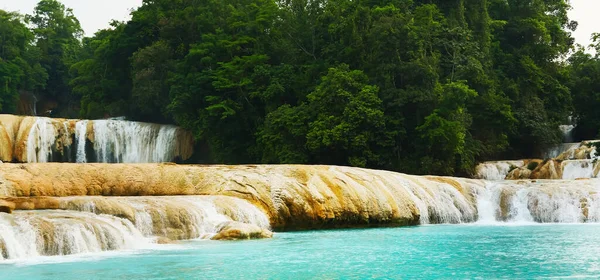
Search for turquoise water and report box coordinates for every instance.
[3,224,600,279]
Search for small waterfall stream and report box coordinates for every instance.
[75,120,88,163]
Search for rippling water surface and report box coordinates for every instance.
[3,224,600,279]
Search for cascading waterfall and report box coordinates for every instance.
[18,116,193,163]
[560,124,576,143]
[60,196,271,240]
[26,118,57,163]
[2,163,600,261]
[396,177,477,224]
[92,120,182,163]
[562,160,597,179]
[542,142,579,159]
[0,211,150,260]
[475,181,600,223]
[0,196,270,260]
[32,95,38,116]
[474,161,525,180]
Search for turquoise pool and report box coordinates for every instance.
[3,224,600,279]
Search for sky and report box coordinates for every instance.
[0,0,143,36]
[0,0,598,47]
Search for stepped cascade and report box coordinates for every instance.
[1,116,599,261]
[474,121,600,181]
[2,163,600,260]
[0,114,194,163]
[475,140,600,180]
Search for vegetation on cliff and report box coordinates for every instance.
[1,0,598,176]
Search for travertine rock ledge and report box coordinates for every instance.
[0,163,485,230]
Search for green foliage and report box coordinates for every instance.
[28,0,83,116]
[1,0,583,176]
[0,10,47,113]
[569,44,600,140]
[415,81,478,174]
[304,65,392,167]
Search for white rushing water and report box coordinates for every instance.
[75,120,88,163]
[60,196,270,240]
[23,117,191,163]
[92,120,181,163]
[0,211,150,261]
[474,161,525,180]
[0,196,270,261]
[26,118,57,163]
[476,181,600,223]
[542,142,580,159]
[560,125,576,143]
[562,160,597,179]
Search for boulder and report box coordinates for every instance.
[211,221,273,241]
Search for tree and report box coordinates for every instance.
[569,41,600,140]
[305,65,392,167]
[28,0,83,116]
[62,0,579,175]
[0,10,47,113]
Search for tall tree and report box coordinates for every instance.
[28,0,83,116]
[0,10,47,113]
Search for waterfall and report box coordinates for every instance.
[474,161,525,180]
[92,120,182,163]
[542,143,579,159]
[26,118,57,163]
[59,196,270,240]
[75,120,88,163]
[397,177,476,224]
[560,125,576,143]
[13,116,193,163]
[3,164,600,261]
[562,160,597,179]
[476,181,600,223]
[0,211,150,261]
[0,195,270,260]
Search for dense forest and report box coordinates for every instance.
[1,0,599,176]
